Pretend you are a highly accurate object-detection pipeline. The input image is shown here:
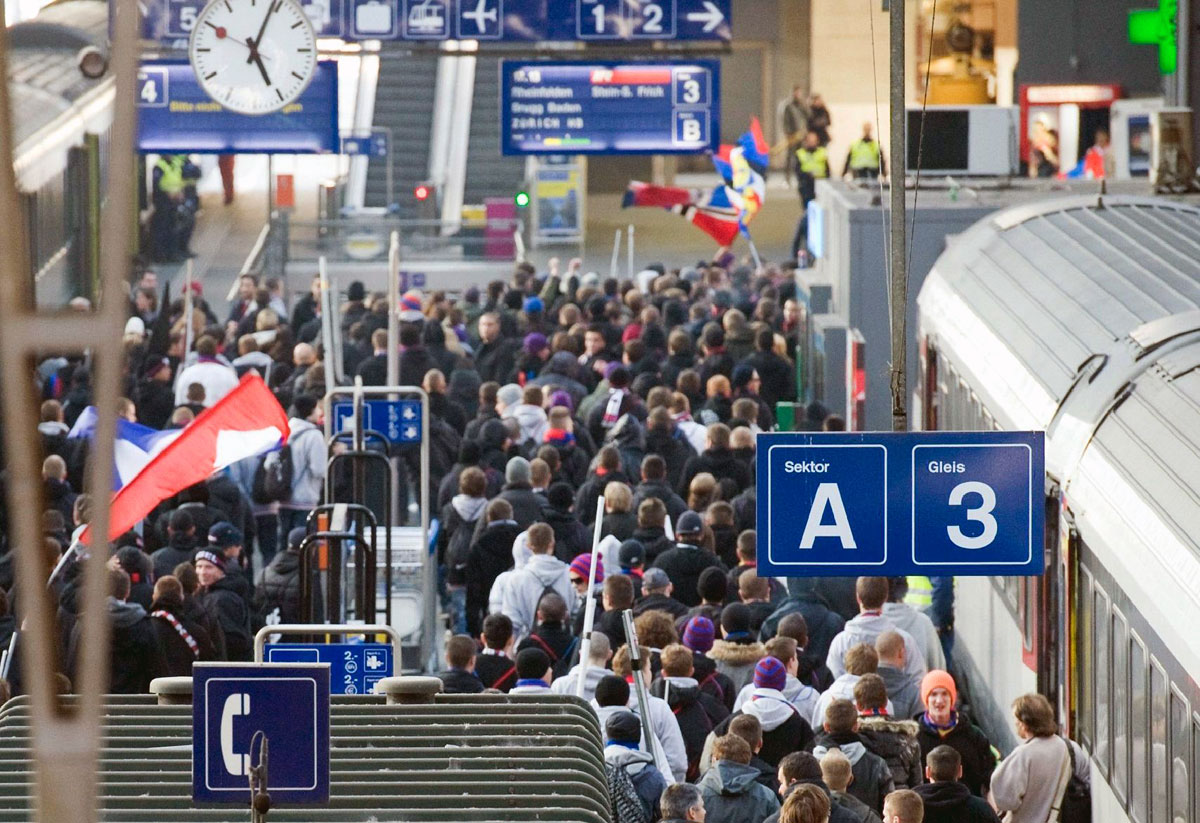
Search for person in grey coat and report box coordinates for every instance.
[698,735,780,823]
[278,393,328,535]
[605,711,669,822]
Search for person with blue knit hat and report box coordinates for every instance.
[707,654,817,770]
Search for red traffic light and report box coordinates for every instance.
[414,184,431,201]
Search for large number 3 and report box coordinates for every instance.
[946,481,997,550]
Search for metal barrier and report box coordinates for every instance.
[327,446,393,621]
[291,216,523,263]
[304,503,382,624]
[298,530,374,628]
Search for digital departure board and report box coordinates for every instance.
[500,60,721,155]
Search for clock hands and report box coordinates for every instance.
[247,37,272,87]
[248,0,279,64]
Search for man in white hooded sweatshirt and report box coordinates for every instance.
[734,637,820,723]
[825,577,925,681]
[500,523,573,641]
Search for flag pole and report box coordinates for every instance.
[183,258,194,357]
[609,228,622,282]
[747,237,764,273]
[575,496,606,698]
[626,224,635,280]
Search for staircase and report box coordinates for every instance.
[462,58,526,207]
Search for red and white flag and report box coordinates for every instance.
[84,374,290,543]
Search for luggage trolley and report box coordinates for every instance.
[322,381,436,673]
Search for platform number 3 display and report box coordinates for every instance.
[188,0,317,115]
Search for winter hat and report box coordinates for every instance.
[642,568,671,591]
[523,332,549,354]
[753,656,787,692]
[287,527,308,550]
[208,522,244,549]
[399,290,423,313]
[548,390,574,412]
[506,456,532,485]
[920,669,958,709]
[682,616,716,653]
[547,482,574,510]
[523,295,544,315]
[124,317,145,337]
[720,602,753,638]
[347,281,366,301]
[581,271,601,289]
[618,539,646,568]
[193,550,225,570]
[570,552,604,584]
[676,510,703,536]
[497,383,523,409]
[144,356,170,380]
[605,710,642,745]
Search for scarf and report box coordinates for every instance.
[922,710,959,735]
[152,609,199,658]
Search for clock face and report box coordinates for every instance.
[188,0,317,116]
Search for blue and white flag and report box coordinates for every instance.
[68,407,181,490]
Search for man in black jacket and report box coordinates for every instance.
[398,322,436,387]
[641,409,696,493]
[150,575,218,674]
[474,312,517,385]
[650,511,725,607]
[195,550,253,662]
[151,508,200,580]
[69,568,168,694]
[255,527,314,625]
[915,746,1001,823]
[630,498,675,566]
[465,500,520,635]
[767,752,860,823]
[744,327,795,411]
[634,568,690,619]
[632,453,689,523]
[437,634,485,693]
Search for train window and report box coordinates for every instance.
[1170,691,1190,823]
[1094,587,1110,776]
[1021,577,1034,653]
[1078,568,1094,749]
[1113,609,1128,802]
[1130,634,1146,821]
[1150,661,1167,823]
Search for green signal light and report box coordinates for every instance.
[1129,0,1178,74]
[514,191,531,208]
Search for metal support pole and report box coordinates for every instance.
[574,497,607,698]
[609,228,622,282]
[626,223,635,280]
[386,232,399,387]
[889,0,908,433]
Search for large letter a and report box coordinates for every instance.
[798,483,857,549]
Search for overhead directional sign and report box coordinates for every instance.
[341,130,390,157]
[501,60,720,155]
[757,431,1045,577]
[332,399,422,444]
[264,642,393,695]
[142,0,730,44]
[193,663,330,804]
[137,61,338,154]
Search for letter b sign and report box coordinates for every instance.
[765,444,887,570]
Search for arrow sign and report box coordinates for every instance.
[685,0,724,32]
[402,405,416,420]
[1129,0,1178,74]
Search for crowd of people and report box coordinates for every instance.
[0,253,1086,823]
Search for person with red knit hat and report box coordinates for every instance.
[569,552,604,636]
[914,669,996,798]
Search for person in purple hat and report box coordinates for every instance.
[708,655,816,769]
[516,332,550,383]
[683,615,737,712]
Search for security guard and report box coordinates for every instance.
[844,121,885,179]
[792,130,830,261]
[905,575,956,667]
[150,154,187,263]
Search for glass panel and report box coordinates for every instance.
[1079,570,1093,749]
[1170,693,1189,823]
[1151,662,1166,823]
[1113,611,1128,801]
[1131,632,1146,819]
[1094,589,1110,774]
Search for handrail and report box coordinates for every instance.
[227,222,272,300]
[254,623,402,666]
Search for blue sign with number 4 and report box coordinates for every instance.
[757,431,1044,577]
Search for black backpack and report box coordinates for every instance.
[605,762,650,823]
[1054,737,1091,823]
[252,447,293,504]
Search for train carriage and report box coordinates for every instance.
[917,195,1200,823]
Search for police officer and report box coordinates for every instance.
[792,130,830,261]
[843,122,885,180]
[150,154,185,263]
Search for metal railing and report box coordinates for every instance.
[284,215,524,264]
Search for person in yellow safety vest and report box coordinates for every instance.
[792,130,831,261]
[843,122,885,180]
[905,576,956,668]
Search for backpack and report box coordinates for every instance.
[1053,737,1091,823]
[605,761,651,823]
[252,448,293,503]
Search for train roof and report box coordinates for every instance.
[7,0,112,191]
[918,194,1200,675]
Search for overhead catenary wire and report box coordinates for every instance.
[866,0,892,330]
[907,0,939,277]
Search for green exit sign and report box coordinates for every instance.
[1129,0,1178,74]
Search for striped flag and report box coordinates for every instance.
[80,374,289,542]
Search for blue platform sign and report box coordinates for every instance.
[341,130,390,157]
[757,431,1044,577]
[141,0,730,44]
[193,663,330,804]
[264,642,393,695]
[137,61,339,154]
[332,399,422,444]
[501,60,720,155]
